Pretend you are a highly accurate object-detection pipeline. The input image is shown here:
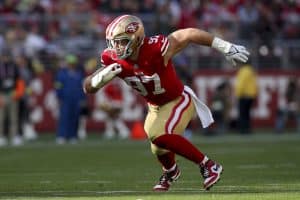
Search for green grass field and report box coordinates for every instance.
[0,132,300,200]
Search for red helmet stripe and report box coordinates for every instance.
[107,15,130,38]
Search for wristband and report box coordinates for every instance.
[211,37,232,54]
[90,63,121,89]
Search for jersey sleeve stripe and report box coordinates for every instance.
[160,38,169,53]
[161,41,169,56]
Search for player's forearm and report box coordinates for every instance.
[83,63,122,94]
[186,28,214,47]
[83,75,99,94]
[82,67,108,94]
[187,28,233,53]
[179,28,237,54]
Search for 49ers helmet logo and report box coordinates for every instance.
[125,22,139,34]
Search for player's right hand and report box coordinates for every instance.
[225,44,250,66]
[106,63,122,77]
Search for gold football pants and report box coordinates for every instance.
[144,90,196,155]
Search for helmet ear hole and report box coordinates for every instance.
[126,48,133,56]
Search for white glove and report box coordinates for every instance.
[91,63,122,89]
[225,44,250,66]
[212,37,250,66]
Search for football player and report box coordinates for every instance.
[83,15,249,191]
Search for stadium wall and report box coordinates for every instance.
[29,69,300,133]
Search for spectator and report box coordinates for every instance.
[211,80,232,135]
[24,24,47,58]
[54,54,86,144]
[234,64,258,134]
[97,79,130,139]
[141,0,156,13]
[237,0,258,40]
[77,97,89,140]
[255,2,278,48]
[15,54,38,141]
[275,77,300,133]
[0,34,4,53]
[0,49,25,146]
[76,58,94,140]
[155,0,181,34]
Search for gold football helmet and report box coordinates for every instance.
[106,15,145,59]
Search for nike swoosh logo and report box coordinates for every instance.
[212,165,219,171]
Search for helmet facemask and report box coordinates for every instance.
[106,36,133,59]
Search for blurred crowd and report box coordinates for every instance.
[0,0,300,70]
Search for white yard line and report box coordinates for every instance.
[1,183,299,195]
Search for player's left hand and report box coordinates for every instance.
[225,44,250,66]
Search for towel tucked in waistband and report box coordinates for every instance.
[184,85,214,128]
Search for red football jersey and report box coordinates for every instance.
[100,35,184,105]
